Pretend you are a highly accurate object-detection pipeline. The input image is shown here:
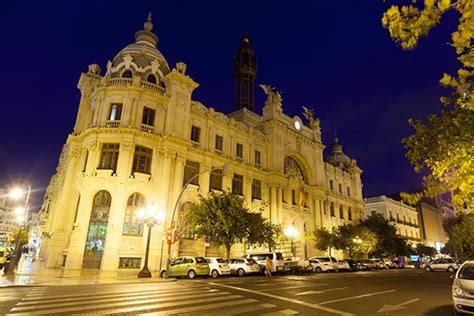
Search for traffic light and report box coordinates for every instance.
[173,229,180,243]
[165,229,173,245]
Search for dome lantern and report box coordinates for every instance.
[327,131,352,170]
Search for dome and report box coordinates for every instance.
[327,133,352,170]
[107,14,170,81]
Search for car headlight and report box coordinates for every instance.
[453,281,465,297]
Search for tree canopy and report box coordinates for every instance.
[184,191,280,257]
[443,212,474,261]
[382,0,474,208]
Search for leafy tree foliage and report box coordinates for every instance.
[6,228,29,246]
[359,214,410,257]
[313,227,337,257]
[184,191,279,257]
[443,213,474,261]
[382,0,474,208]
[414,243,437,257]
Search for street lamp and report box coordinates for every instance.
[137,203,164,278]
[5,184,31,275]
[351,236,362,259]
[284,226,299,258]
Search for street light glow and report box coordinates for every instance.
[9,187,25,200]
[137,208,146,219]
[15,206,25,214]
[17,215,25,223]
[284,226,298,239]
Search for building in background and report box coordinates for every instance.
[364,195,421,243]
[0,189,19,245]
[39,15,364,272]
[417,198,454,251]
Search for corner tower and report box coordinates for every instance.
[233,34,257,112]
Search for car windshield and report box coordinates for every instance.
[195,257,206,264]
[458,264,474,280]
[216,258,226,263]
[276,253,284,260]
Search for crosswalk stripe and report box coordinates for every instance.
[260,284,329,291]
[81,294,244,315]
[216,302,277,315]
[20,285,206,301]
[10,291,228,313]
[17,287,206,306]
[262,309,298,315]
[141,298,258,315]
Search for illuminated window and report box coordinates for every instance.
[209,168,223,191]
[183,160,200,186]
[251,179,262,200]
[118,257,141,269]
[108,103,122,121]
[132,146,153,174]
[98,143,120,172]
[123,193,145,236]
[232,174,244,195]
[191,125,201,143]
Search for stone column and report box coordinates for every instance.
[270,185,277,222]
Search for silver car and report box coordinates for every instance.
[452,260,474,315]
[425,258,459,272]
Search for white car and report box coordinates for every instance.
[337,260,351,271]
[425,258,460,272]
[204,257,231,278]
[308,257,335,273]
[228,258,260,277]
[244,252,286,273]
[452,260,474,315]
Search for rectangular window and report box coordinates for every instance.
[347,186,351,197]
[330,180,334,190]
[215,135,223,152]
[251,179,262,200]
[118,257,142,269]
[232,174,244,195]
[282,189,286,203]
[108,103,122,121]
[372,210,377,217]
[348,207,352,221]
[183,160,200,186]
[191,125,201,143]
[291,190,296,205]
[98,143,120,171]
[209,168,223,191]
[330,203,335,217]
[339,206,344,219]
[236,143,243,159]
[132,146,153,174]
[142,107,155,126]
[255,150,261,165]
[338,183,342,193]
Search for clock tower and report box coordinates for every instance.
[233,34,257,112]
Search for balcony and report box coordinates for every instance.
[140,124,154,133]
[140,81,166,95]
[105,120,120,128]
[107,78,132,87]
[104,78,166,96]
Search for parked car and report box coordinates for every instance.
[337,260,351,271]
[205,257,231,278]
[162,256,210,279]
[0,247,8,269]
[308,258,332,273]
[383,259,397,269]
[309,257,338,270]
[392,258,405,268]
[354,260,370,271]
[370,258,386,269]
[425,258,460,272]
[452,260,474,315]
[228,258,260,277]
[244,252,286,273]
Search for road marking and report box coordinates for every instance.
[218,303,278,315]
[261,284,329,291]
[149,298,258,315]
[295,287,348,296]
[255,282,328,287]
[262,309,299,315]
[377,298,420,313]
[318,290,396,305]
[18,288,206,306]
[93,294,245,315]
[9,294,241,316]
[204,281,354,316]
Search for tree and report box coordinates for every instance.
[352,227,379,259]
[415,243,437,257]
[331,224,378,259]
[313,228,337,258]
[382,1,474,208]
[444,213,474,261]
[184,191,279,258]
[359,214,410,257]
[6,228,28,247]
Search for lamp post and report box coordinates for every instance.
[137,203,164,278]
[284,226,299,258]
[5,184,31,275]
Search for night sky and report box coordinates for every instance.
[0,1,458,211]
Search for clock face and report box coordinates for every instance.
[294,120,301,131]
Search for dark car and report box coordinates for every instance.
[354,260,370,271]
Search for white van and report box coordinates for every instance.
[244,252,286,273]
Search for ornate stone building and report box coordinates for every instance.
[40,16,364,271]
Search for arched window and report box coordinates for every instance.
[284,156,306,183]
[90,190,111,222]
[146,74,157,84]
[122,69,133,78]
[123,193,145,236]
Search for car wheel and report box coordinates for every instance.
[425,266,433,272]
[315,267,323,273]
[447,266,456,273]
[211,269,219,278]
[188,270,196,279]
[237,268,245,277]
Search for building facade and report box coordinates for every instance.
[364,196,421,243]
[0,189,19,244]
[417,200,449,250]
[40,16,364,272]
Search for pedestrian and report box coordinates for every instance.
[264,256,272,277]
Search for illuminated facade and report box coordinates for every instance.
[40,16,363,271]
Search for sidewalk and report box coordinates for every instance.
[0,255,173,287]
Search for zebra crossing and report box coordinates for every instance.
[7,283,299,315]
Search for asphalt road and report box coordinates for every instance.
[0,269,455,315]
